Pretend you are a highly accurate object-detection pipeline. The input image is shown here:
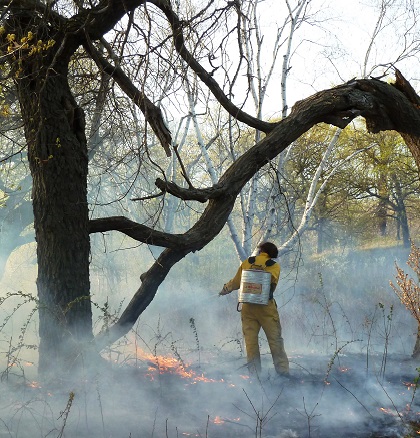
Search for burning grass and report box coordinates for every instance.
[1,344,420,437]
[133,346,223,384]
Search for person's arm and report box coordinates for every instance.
[219,264,243,295]
[267,262,280,293]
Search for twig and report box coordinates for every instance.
[296,397,321,438]
[332,376,373,418]
[376,377,405,423]
[174,144,194,188]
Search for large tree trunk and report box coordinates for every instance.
[17,46,92,377]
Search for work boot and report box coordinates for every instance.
[274,372,300,385]
[247,358,261,376]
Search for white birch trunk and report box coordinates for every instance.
[277,0,309,180]
[278,129,375,256]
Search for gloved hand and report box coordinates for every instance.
[219,285,230,296]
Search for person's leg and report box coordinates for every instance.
[260,300,289,375]
[241,304,262,374]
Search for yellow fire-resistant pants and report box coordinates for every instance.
[241,299,289,375]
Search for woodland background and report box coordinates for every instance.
[2,0,420,437]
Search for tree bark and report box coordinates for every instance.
[397,203,410,248]
[16,36,92,376]
[393,179,410,248]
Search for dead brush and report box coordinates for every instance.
[234,389,282,438]
[221,337,244,356]
[378,302,393,381]
[57,391,75,438]
[170,341,186,370]
[390,241,420,358]
[146,318,188,373]
[189,317,201,367]
[324,339,361,384]
[0,291,38,381]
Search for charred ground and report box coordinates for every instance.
[1,349,419,438]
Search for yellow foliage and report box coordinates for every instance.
[20,32,34,44]
[27,39,55,56]
[1,104,10,117]
[3,30,55,67]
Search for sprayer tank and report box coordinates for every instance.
[238,269,271,305]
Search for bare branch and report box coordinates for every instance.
[154,177,225,202]
[148,0,276,133]
[173,144,193,188]
[83,35,172,156]
[89,216,185,248]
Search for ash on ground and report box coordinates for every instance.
[1,351,419,438]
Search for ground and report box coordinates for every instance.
[1,349,419,438]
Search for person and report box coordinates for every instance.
[219,241,290,377]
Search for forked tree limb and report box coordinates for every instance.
[94,72,420,349]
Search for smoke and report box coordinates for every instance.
[0,240,419,437]
[0,348,418,437]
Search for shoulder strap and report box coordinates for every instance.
[247,256,277,270]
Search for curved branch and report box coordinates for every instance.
[148,0,276,133]
[154,178,225,202]
[83,36,172,156]
[89,216,185,248]
[66,0,147,41]
[95,73,420,348]
[24,0,275,145]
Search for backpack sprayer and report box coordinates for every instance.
[238,269,272,306]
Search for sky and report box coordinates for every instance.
[260,0,420,118]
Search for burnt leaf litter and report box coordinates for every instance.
[1,351,420,437]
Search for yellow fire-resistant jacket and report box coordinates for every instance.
[224,251,280,296]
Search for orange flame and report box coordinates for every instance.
[213,416,240,425]
[403,381,417,390]
[379,407,397,416]
[134,348,221,383]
